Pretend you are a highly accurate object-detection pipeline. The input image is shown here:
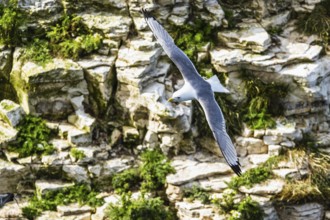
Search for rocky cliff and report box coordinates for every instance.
[0,0,329,219]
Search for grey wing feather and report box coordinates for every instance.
[198,95,242,176]
[141,9,203,83]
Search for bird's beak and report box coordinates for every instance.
[167,98,174,103]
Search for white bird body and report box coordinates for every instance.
[142,9,242,176]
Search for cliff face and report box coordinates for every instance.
[0,0,329,219]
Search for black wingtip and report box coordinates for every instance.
[230,163,242,176]
[140,8,153,19]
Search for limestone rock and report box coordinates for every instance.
[68,110,96,132]
[0,99,25,127]
[80,12,132,40]
[248,154,270,165]
[57,203,92,216]
[277,203,324,220]
[217,23,271,53]
[63,165,90,183]
[0,121,18,144]
[239,179,285,195]
[175,200,225,220]
[203,0,225,27]
[0,198,28,219]
[166,184,183,203]
[89,156,134,178]
[42,152,71,165]
[11,53,88,119]
[0,159,27,193]
[78,55,116,116]
[166,155,232,185]
[35,180,74,198]
[251,195,280,220]
[58,123,92,146]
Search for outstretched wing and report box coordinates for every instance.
[141,9,203,84]
[198,93,242,176]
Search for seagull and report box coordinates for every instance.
[142,9,241,176]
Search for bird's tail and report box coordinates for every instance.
[206,75,230,93]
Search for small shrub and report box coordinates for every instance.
[240,70,289,130]
[267,26,283,35]
[227,157,278,190]
[47,14,102,60]
[8,115,55,157]
[22,184,103,220]
[212,189,236,214]
[183,185,211,204]
[112,168,142,194]
[24,39,52,66]
[139,149,175,192]
[0,0,26,47]
[107,193,176,220]
[234,196,264,220]
[70,148,85,160]
[213,190,264,220]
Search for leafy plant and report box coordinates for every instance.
[139,149,175,192]
[213,190,264,220]
[240,69,289,129]
[7,115,55,157]
[183,185,211,204]
[23,14,103,64]
[107,192,176,220]
[22,184,104,219]
[70,148,85,160]
[112,168,142,194]
[47,14,102,60]
[24,39,52,66]
[234,196,264,220]
[0,0,26,47]
[227,156,278,190]
[212,189,236,214]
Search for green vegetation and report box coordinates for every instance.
[107,149,176,220]
[8,115,55,157]
[70,148,85,160]
[110,149,175,194]
[212,189,264,220]
[24,39,53,66]
[267,26,283,35]
[139,149,176,192]
[173,19,215,77]
[22,184,104,219]
[112,168,141,194]
[240,70,289,130]
[108,193,175,220]
[298,0,330,46]
[227,156,278,190]
[107,192,176,220]
[0,0,26,47]
[24,14,102,64]
[183,185,211,204]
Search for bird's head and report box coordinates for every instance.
[167,96,181,104]
[167,90,183,104]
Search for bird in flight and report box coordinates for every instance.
[142,9,241,176]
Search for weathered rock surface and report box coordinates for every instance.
[167,154,232,185]
[277,203,325,220]
[0,160,28,193]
